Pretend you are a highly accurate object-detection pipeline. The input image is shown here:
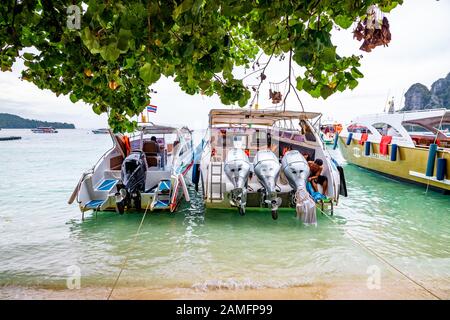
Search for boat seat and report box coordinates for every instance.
[143,141,159,156]
[146,156,158,168]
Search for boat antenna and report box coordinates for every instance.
[383,90,390,113]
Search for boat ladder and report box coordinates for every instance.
[151,179,172,210]
[210,162,223,201]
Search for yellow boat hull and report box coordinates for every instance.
[338,137,450,193]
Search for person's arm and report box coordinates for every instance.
[309,167,322,181]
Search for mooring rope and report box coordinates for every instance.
[316,204,443,300]
[107,199,152,300]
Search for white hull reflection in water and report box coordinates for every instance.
[0,130,449,299]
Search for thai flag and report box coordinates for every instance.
[147,104,157,113]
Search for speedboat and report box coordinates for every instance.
[319,118,343,145]
[197,109,347,220]
[31,126,58,133]
[69,122,194,218]
[338,109,450,193]
[92,128,110,134]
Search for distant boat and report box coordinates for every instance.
[92,128,110,134]
[0,136,21,141]
[319,119,342,145]
[31,127,58,133]
[338,109,450,193]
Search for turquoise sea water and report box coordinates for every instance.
[0,129,449,298]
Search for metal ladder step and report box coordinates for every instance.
[210,163,223,200]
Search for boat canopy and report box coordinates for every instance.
[137,122,178,134]
[209,109,321,126]
[347,109,450,147]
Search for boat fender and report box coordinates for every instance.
[436,158,446,181]
[364,141,371,156]
[426,144,438,177]
[346,133,353,145]
[178,174,190,202]
[333,133,339,150]
[337,165,348,197]
[192,163,200,190]
[169,176,179,212]
[390,144,398,161]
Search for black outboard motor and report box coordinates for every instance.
[115,150,147,214]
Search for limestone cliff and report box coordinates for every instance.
[403,73,450,110]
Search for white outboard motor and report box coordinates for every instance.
[281,150,310,191]
[281,150,316,225]
[224,148,251,215]
[253,150,282,220]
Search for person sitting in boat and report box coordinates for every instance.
[150,135,161,151]
[308,159,328,196]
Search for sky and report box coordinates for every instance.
[0,0,449,129]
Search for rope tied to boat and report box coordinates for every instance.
[316,204,443,300]
[294,188,317,225]
[107,199,152,300]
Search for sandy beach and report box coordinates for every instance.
[1,276,446,300]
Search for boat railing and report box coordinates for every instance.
[394,108,448,114]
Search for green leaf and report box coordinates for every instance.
[117,29,132,52]
[191,0,204,15]
[69,93,78,103]
[23,53,35,61]
[296,77,304,91]
[100,43,121,62]
[320,85,334,99]
[321,46,336,64]
[334,15,354,29]
[351,67,364,79]
[139,63,161,85]
[349,79,359,90]
[80,27,100,54]
[380,1,401,12]
[173,0,194,19]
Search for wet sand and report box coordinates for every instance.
[1,277,445,300]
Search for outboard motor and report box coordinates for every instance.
[281,150,310,192]
[115,150,147,214]
[253,150,281,220]
[224,148,251,215]
[281,150,316,225]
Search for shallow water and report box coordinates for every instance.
[0,129,449,299]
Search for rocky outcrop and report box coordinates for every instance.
[403,73,450,111]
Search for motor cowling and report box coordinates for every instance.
[224,148,250,189]
[224,148,250,212]
[282,150,316,225]
[253,150,281,213]
[121,150,147,193]
[116,150,147,213]
[281,150,310,191]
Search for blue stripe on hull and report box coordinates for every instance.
[97,179,118,191]
[85,199,105,209]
